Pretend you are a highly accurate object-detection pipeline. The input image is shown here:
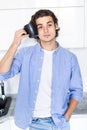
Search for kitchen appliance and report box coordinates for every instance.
[0,81,12,117]
[24,21,38,38]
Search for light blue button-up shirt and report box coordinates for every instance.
[0,42,83,129]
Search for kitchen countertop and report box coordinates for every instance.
[0,92,87,123]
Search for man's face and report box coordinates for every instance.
[36,16,58,43]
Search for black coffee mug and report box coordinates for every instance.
[24,21,38,38]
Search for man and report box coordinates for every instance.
[0,9,83,130]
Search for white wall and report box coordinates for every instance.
[0,0,87,94]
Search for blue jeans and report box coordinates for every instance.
[29,117,70,130]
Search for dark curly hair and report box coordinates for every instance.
[30,9,60,40]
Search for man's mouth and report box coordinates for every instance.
[44,34,50,38]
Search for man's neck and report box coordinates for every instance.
[40,41,58,51]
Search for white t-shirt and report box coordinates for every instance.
[33,49,54,117]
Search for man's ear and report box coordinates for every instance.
[55,24,60,30]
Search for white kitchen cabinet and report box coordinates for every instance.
[0,9,31,50]
[70,115,87,130]
[0,119,11,130]
[0,6,84,50]
[56,7,84,48]
[16,0,84,8]
[0,0,84,9]
[85,1,87,47]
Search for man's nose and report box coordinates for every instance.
[43,26,49,33]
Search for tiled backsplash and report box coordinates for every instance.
[0,47,87,94]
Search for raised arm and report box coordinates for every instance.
[0,29,28,73]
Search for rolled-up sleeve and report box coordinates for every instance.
[0,48,25,81]
[70,55,83,102]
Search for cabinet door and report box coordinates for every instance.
[0,7,84,50]
[85,1,87,47]
[23,0,84,8]
[0,0,84,9]
[0,9,38,50]
[70,116,87,130]
[57,7,84,48]
[0,120,11,130]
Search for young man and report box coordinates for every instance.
[0,9,83,130]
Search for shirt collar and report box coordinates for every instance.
[36,41,61,54]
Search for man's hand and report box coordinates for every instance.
[12,29,29,48]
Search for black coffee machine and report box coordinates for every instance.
[0,81,12,117]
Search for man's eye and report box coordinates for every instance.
[48,24,52,27]
[37,26,42,29]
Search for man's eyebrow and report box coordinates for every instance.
[47,21,53,24]
[37,24,42,27]
[37,21,53,27]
